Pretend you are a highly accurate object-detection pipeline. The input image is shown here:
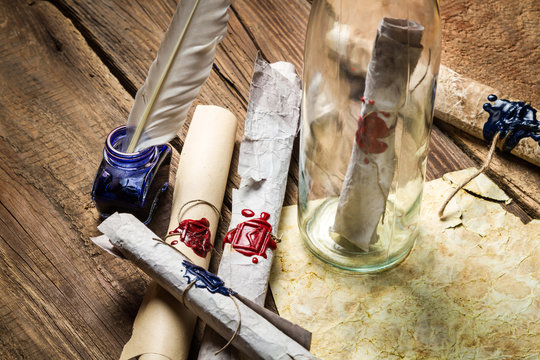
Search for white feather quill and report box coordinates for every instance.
[124,0,230,152]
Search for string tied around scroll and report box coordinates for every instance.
[152,236,242,355]
[179,278,242,355]
[163,199,221,242]
[163,199,222,259]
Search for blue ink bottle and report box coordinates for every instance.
[91,126,172,224]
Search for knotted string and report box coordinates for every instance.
[439,131,501,217]
[163,199,221,242]
[215,295,242,355]
[177,268,242,355]
[178,199,222,221]
[153,227,241,355]
[178,267,242,355]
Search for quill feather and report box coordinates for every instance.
[124,0,230,152]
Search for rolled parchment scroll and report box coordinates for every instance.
[333,18,424,251]
[120,105,237,360]
[435,66,540,167]
[197,56,302,359]
[98,213,318,360]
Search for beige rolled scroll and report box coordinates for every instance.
[120,105,237,360]
[435,66,540,167]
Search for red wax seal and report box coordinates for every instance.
[355,112,390,154]
[223,210,276,259]
[169,218,212,257]
[241,209,255,217]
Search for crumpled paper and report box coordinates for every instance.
[333,18,424,251]
[197,55,301,359]
[97,213,318,360]
[440,168,512,236]
[443,167,511,204]
[270,169,540,359]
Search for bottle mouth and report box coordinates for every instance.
[105,126,155,167]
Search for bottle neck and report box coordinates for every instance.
[104,126,155,169]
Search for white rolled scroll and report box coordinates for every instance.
[333,18,424,250]
[98,213,318,360]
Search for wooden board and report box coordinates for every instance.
[0,0,537,359]
[0,1,143,358]
[440,0,540,107]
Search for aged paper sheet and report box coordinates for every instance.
[271,169,539,359]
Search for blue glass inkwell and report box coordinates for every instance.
[91,126,172,224]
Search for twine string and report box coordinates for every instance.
[177,199,221,222]
[214,295,242,355]
[438,131,501,218]
[150,236,241,354]
[163,199,221,242]
[152,237,192,259]
[181,281,195,305]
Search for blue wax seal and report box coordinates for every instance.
[483,95,540,152]
[182,260,232,296]
[91,126,172,224]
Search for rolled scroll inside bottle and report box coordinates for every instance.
[333,18,424,251]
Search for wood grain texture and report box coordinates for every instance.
[0,1,147,357]
[52,0,255,115]
[0,0,538,359]
[440,0,540,106]
[50,0,263,232]
[438,0,539,220]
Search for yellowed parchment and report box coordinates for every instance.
[121,105,237,360]
[270,169,540,359]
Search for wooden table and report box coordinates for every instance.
[1,0,538,358]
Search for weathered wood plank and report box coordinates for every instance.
[437,0,539,220]
[0,164,132,359]
[1,0,538,359]
[48,0,309,204]
[51,0,263,227]
[233,0,479,207]
[440,0,540,107]
[232,0,310,70]
[52,0,256,117]
[0,1,254,357]
[50,0,538,220]
[0,1,152,357]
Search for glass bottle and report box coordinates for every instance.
[299,0,441,272]
[91,126,172,224]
